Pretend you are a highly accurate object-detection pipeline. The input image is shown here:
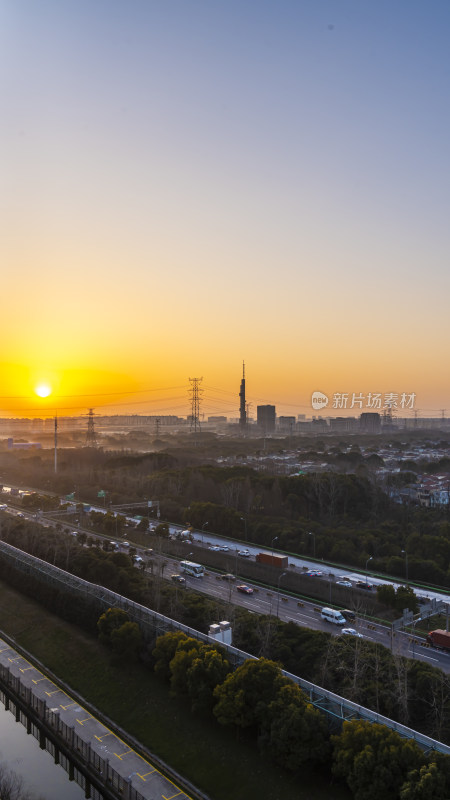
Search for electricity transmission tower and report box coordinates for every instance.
[189,377,203,435]
[85,408,98,447]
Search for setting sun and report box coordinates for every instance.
[35,384,52,398]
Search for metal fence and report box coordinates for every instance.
[1,540,450,757]
[0,663,142,800]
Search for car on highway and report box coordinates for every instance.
[218,545,229,552]
[237,549,250,557]
[236,584,253,594]
[221,573,236,581]
[305,570,323,577]
[336,580,353,588]
[209,546,220,552]
[171,574,186,585]
[355,580,373,590]
[343,609,356,621]
[341,628,363,638]
[133,555,144,564]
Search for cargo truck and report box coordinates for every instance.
[256,552,288,568]
[426,630,450,651]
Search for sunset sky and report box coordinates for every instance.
[2,1,450,419]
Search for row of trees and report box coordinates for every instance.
[3,515,450,745]
[5,442,450,588]
[148,629,450,799]
[151,632,329,774]
[2,520,450,742]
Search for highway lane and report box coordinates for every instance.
[149,556,450,673]
[3,480,449,606]
[4,484,450,672]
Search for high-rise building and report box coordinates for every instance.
[278,416,296,432]
[239,362,246,431]
[360,412,381,434]
[257,405,276,433]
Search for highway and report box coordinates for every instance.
[164,556,450,673]
[3,483,450,673]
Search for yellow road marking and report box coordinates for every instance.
[94,733,115,742]
[114,749,132,760]
[0,637,192,800]
[137,769,156,780]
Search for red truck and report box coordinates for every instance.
[426,630,450,651]
[256,552,289,568]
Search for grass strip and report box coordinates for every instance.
[0,580,350,800]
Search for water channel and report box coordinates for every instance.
[0,701,84,800]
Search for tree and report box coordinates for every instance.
[152,631,190,680]
[213,658,286,732]
[400,761,448,799]
[332,720,424,800]
[377,583,396,608]
[110,620,142,660]
[396,585,419,614]
[186,646,231,714]
[0,761,43,800]
[97,608,129,645]
[168,638,203,696]
[261,682,329,771]
[110,551,133,569]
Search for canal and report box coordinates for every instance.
[0,700,84,800]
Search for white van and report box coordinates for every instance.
[321,607,346,625]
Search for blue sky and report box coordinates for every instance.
[2,1,450,416]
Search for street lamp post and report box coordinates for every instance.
[202,521,209,547]
[276,572,287,618]
[271,536,278,562]
[365,556,373,584]
[240,516,247,541]
[308,531,316,559]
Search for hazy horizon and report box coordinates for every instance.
[2,1,450,418]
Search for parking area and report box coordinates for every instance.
[0,639,192,800]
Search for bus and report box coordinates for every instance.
[179,560,205,578]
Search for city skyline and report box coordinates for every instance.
[3,2,450,417]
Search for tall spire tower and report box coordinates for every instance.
[239,361,247,432]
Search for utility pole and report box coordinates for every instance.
[54,413,58,474]
[189,377,203,441]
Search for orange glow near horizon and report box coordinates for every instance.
[2,5,450,423]
[0,356,437,421]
